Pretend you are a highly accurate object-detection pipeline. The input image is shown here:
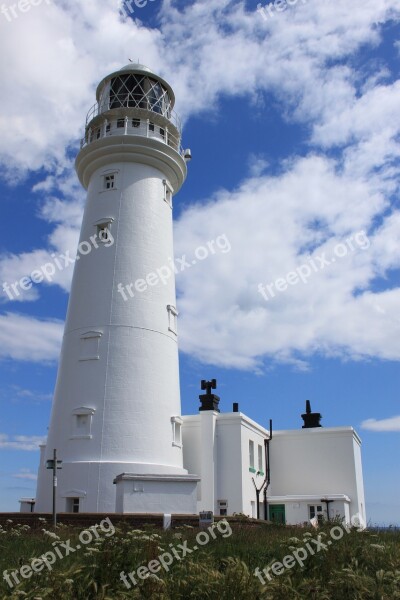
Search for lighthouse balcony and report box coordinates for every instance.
[80,110,184,156]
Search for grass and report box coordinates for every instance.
[0,517,399,599]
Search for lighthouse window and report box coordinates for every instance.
[97,224,111,242]
[104,174,115,190]
[171,416,183,447]
[79,331,102,361]
[160,127,165,138]
[117,119,125,129]
[149,122,155,132]
[163,179,173,208]
[71,407,95,439]
[132,118,140,128]
[167,304,178,335]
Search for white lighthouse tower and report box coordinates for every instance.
[35,64,199,514]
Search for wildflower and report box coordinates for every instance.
[42,529,60,540]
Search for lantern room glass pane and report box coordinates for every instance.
[108,74,171,115]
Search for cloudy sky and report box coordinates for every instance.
[0,0,399,524]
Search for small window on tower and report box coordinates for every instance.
[167,305,178,335]
[104,174,115,190]
[71,407,95,439]
[149,122,155,132]
[117,118,125,128]
[163,179,173,208]
[132,118,140,128]
[66,497,80,513]
[171,416,183,447]
[97,223,110,242]
[160,127,165,138]
[94,217,114,242]
[79,331,102,360]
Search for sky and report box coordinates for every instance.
[0,0,399,525]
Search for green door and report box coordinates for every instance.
[269,504,286,524]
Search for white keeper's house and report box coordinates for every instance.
[26,63,366,526]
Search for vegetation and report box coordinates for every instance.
[0,517,399,599]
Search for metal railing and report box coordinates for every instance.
[80,115,184,156]
[85,101,182,133]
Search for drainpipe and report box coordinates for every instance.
[263,419,272,520]
[253,419,272,520]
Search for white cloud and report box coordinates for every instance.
[174,156,400,369]
[12,469,38,480]
[361,416,400,432]
[0,435,46,451]
[0,0,399,369]
[0,313,63,362]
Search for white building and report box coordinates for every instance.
[32,63,365,526]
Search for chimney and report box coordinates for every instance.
[301,400,322,428]
[233,402,239,413]
[199,379,220,412]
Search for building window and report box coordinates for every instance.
[104,174,116,190]
[167,305,178,335]
[66,498,80,513]
[132,118,140,128]
[106,123,111,134]
[79,331,102,361]
[149,122,155,132]
[309,505,324,524]
[171,416,182,447]
[218,499,228,516]
[117,118,125,128]
[160,127,165,138]
[258,444,264,475]
[249,440,255,472]
[97,222,111,243]
[163,179,173,208]
[94,217,114,243]
[71,407,95,439]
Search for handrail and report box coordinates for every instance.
[80,115,184,157]
[85,101,182,133]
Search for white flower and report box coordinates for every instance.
[42,529,60,540]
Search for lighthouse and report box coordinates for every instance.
[34,64,199,514]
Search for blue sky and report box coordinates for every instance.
[0,0,399,525]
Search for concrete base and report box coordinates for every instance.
[114,473,200,514]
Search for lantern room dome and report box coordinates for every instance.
[96,63,175,108]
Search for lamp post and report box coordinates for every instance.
[321,497,334,522]
[46,449,62,527]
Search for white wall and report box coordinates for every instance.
[115,475,199,514]
[182,412,269,517]
[269,427,366,523]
